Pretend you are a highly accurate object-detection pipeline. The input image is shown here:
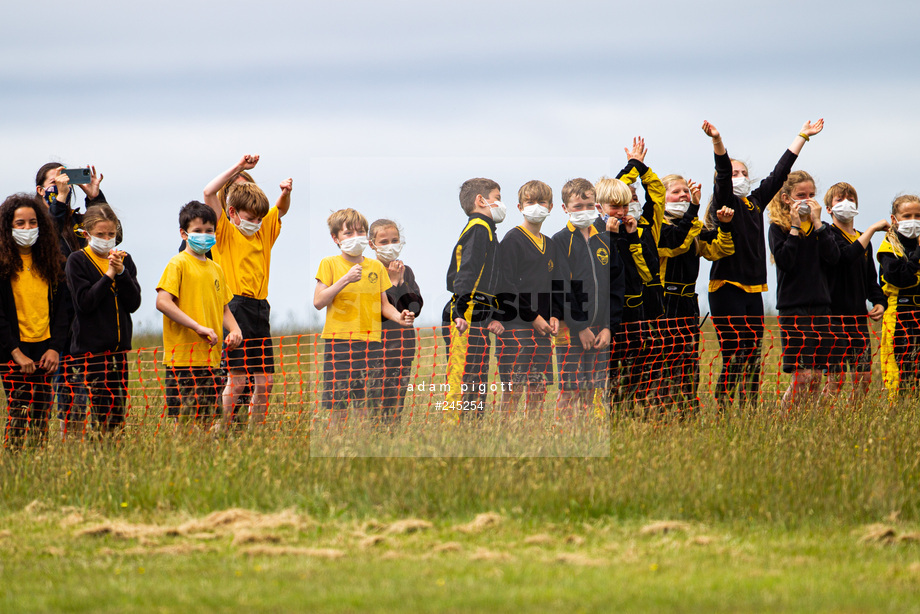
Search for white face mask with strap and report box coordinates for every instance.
[831,200,859,221]
[897,219,920,239]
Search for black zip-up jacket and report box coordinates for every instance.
[769,222,840,310]
[0,272,71,360]
[708,149,797,289]
[65,248,142,355]
[826,224,886,316]
[445,213,500,324]
[552,221,620,331]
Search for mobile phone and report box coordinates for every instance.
[62,167,92,185]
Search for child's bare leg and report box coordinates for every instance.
[249,373,273,428]
[221,371,249,430]
[781,368,817,411]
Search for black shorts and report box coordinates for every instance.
[778,306,832,373]
[165,366,221,421]
[826,315,872,373]
[226,295,274,374]
[555,326,605,391]
[497,328,554,387]
[322,340,384,410]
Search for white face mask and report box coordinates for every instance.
[375,243,403,262]
[831,200,859,221]
[627,202,643,220]
[235,217,262,237]
[568,209,598,229]
[897,219,920,240]
[488,199,506,224]
[89,235,117,255]
[339,235,368,256]
[12,228,38,248]
[732,176,751,197]
[665,201,691,217]
[520,204,550,224]
[794,199,812,217]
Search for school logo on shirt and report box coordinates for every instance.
[368,272,378,284]
[596,248,609,265]
[547,259,554,273]
[742,197,754,211]
[214,279,221,292]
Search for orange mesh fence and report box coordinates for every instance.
[0,315,901,446]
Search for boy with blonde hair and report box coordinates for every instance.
[203,154,292,431]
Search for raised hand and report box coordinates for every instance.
[387,259,405,286]
[701,121,720,139]
[238,154,260,171]
[800,118,824,138]
[53,170,71,200]
[688,179,702,205]
[79,165,104,199]
[624,136,647,163]
[280,177,293,194]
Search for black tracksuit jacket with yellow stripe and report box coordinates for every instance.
[658,203,734,317]
[617,159,665,319]
[877,233,920,310]
[444,213,500,324]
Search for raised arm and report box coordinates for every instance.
[788,119,824,156]
[277,177,293,217]
[702,121,726,156]
[203,154,260,218]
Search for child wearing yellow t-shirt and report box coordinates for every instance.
[0,194,72,449]
[156,201,242,426]
[313,209,415,421]
[203,154,292,431]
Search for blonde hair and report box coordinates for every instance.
[327,208,368,239]
[594,176,632,206]
[82,204,121,234]
[217,170,254,209]
[661,174,687,218]
[885,194,920,259]
[768,170,815,231]
[227,182,270,218]
[517,180,553,205]
[561,178,595,206]
[823,181,858,209]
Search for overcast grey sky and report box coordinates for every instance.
[2,0,919,332]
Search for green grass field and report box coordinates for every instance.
[2,321,919,612]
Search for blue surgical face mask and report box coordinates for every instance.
[187,232,216,254]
